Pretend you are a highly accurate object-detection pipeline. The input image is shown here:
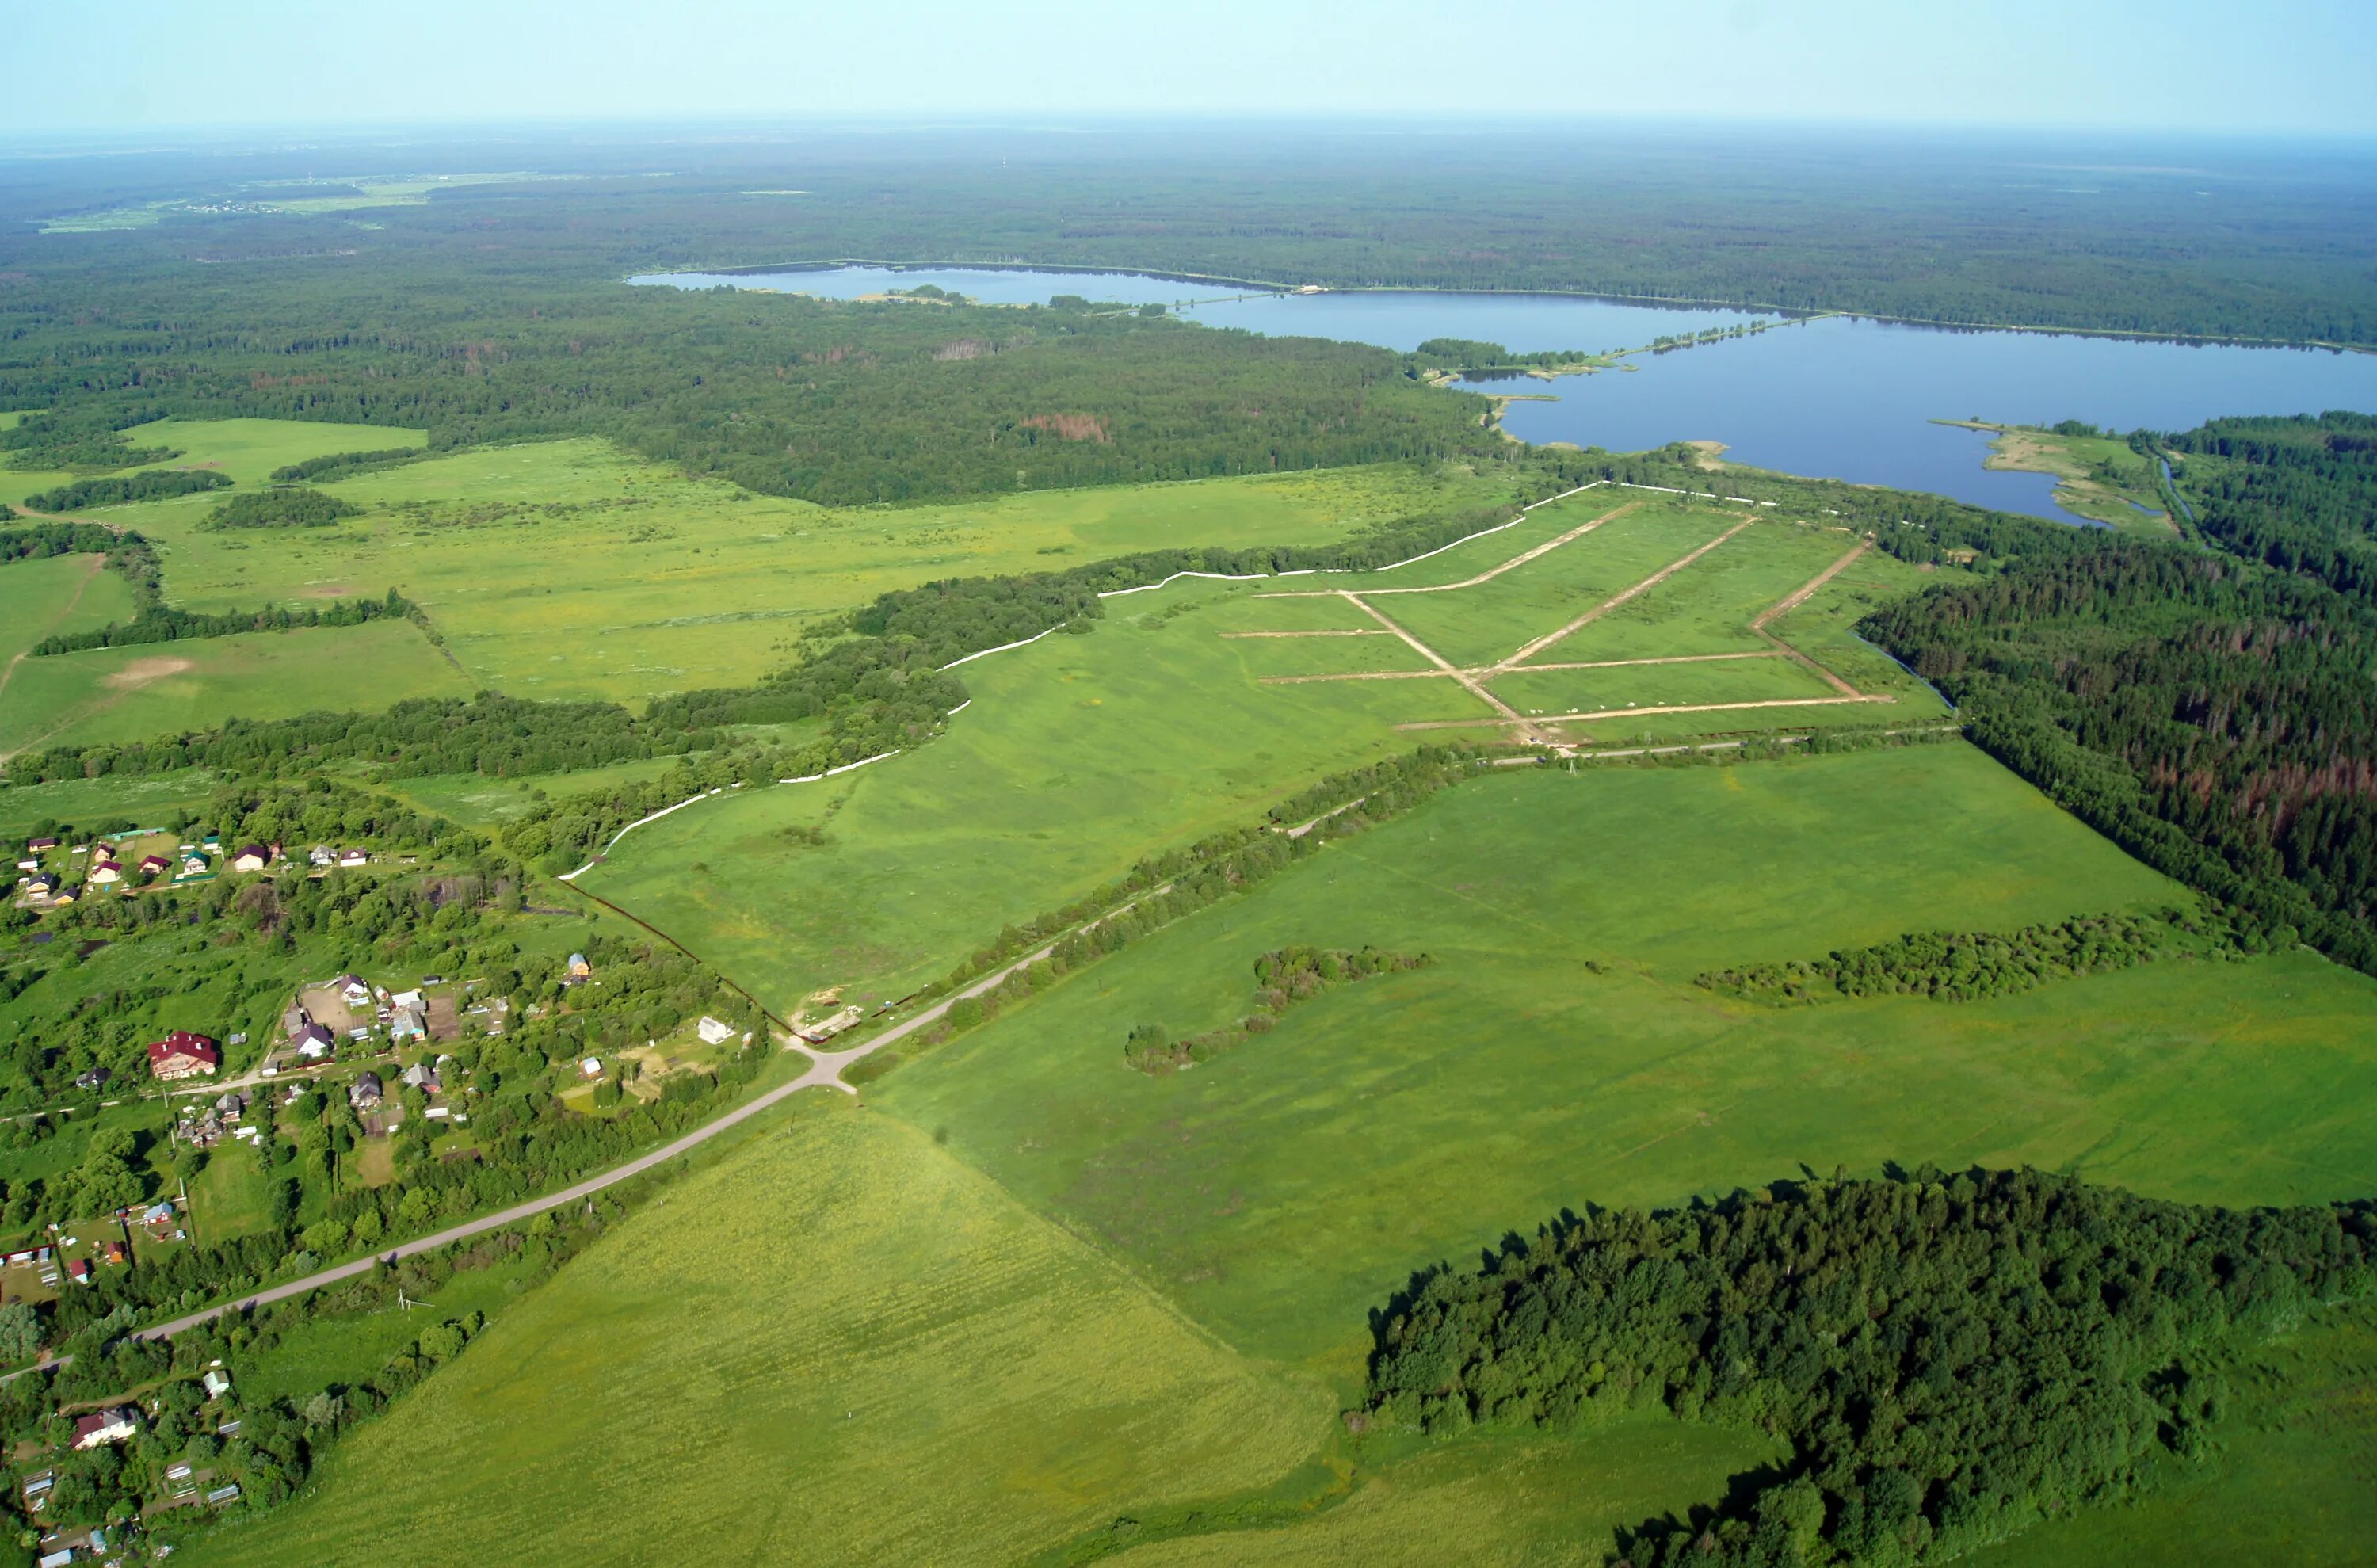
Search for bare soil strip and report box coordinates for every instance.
[1753,540,1869,633]
[1749,540,1873,697]
[1391,693,1894,731]
[1253,501,1639,599]
[1495,516,1756,670]
[1347,595,1520,719]
[1216,628,1395,639]
[1512,650,1790,674]
[1258,668,1459,685]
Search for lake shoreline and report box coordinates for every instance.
[635,258,2376,356]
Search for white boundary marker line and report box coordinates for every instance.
[556,787,734,881]
[940,624,1063,670]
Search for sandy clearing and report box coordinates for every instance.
[104,655,196,689]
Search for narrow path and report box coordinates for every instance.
[105,882,1166,1345]
[1253,502,1638,600]
[1392,693,1892,731]
[1494,517,1754,670]
[0,554,105,709]
[1346,595,1520,720]
[1749,540,1872,696]
[1217,628,1394,639]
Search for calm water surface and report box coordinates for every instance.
[633,266,2377,522]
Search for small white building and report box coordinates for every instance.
[696,1015,735,1046]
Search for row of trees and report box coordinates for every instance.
[1693,910,2228,1005]
[1365,1167,2377,1567]
[1124,944,1432,1074]
[21,467,229,511]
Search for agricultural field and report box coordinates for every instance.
[868,745,2377,1383]
[92,430,1515,704]
[0,417,424,509]
[0,618,469,758]
[582,491,1952,1012]
[0,771,226,839]
[195,1104,1338,1568]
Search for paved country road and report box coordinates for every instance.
[0,933,1074,1373]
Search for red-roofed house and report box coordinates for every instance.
[71,1407,140,1449]
[147,1032,220,1082]
[139,854,173,876]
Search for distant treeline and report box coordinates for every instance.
[22,467,229,512]
[1124,944,1432,1074]
[1694,909,2236,1005]
[1365,1166,2377,1567]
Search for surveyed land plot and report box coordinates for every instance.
[1221,494,1917,742]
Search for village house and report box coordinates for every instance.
[180,853,208,876]
[282,1000,311,1036]
[215,1090,246,1122]
[139,853,172,877]
[65,1259,92,1287]
[84,860,122,886]
[71,1068,109,1091]
[25,872,59,898]
[349,1071,384,1110]
[92,842,116,860]
[146,1032,220,1082]
[25,836,58,853]
[231,843,272,872]
[697,1015,737,1046]
[400,1060,441,1094]
[390,1004,427,1043]
[338,848,368,868]
[13,857,35,872]
[70,1407,141,1450]
[201,1368,233,1400]
[308,845,334,868]
[293,1021,336,1059]
[338,974,372,1006]
[566,952,593,982]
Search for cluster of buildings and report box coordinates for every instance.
[13,831,227,910]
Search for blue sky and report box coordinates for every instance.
[8,0,2372,137]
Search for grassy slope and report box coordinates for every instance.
[868,746,2377,1385]
[582,500,1950,1013]
[0,618,470,757]
[0,553,139,666]
[110,436,1512,703]
[195,1104,1334,1568]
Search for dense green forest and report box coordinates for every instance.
[1866,414,2377,974]
[203,486,362,529]
[5,125,2369,344]
[1365,1167,2376,1567]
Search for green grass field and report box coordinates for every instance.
[582,497,1951,1013]
[195,1104,1336,1568]
[0,619,470,757]
[0,417,425,510]
[100,433,1513,704]
[0,771,227,838]
[0,554,139,670]
[868,745,2377,1387]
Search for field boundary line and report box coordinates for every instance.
[1496,516,1754,670]
[1515,650,1790,673]
[1750,540,1874,697]
[1346,596,1520,719]
[1218,628,1395,639]
[1393,693,1894,731]
[1260,500,1640,601]
[555,784,748,881]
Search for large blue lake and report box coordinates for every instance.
[633,265,2377,521]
